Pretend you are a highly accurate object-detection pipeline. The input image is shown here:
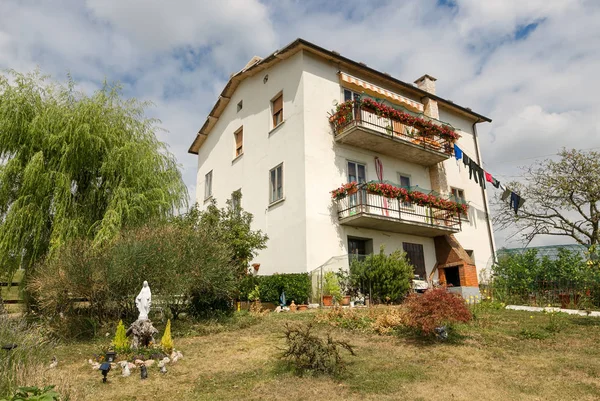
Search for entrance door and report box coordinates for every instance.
[403,243,426,279]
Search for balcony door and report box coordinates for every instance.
[347,161,366,214]
[403,242,426,279]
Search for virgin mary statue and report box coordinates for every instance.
[135,281,152,320]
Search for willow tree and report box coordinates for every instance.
[493,148,600,247]
[0,71,188,283]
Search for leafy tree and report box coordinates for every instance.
[494,148,600,246]
[349,246,413,303]
[0,71,187,288]
[199,190,268,276]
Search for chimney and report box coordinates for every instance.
[414,74,437,95]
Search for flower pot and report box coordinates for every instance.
[341,296,351,306]
[322,295,333,306]
[297,304,308,311]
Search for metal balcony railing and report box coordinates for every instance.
[335,188,462,232]
[332,102,454,155]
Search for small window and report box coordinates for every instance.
[204,170,213,200]
[465,249,475,265]
[269,163,283,204]
[451,187,468,219]
[237,100,243,112]
[272,93,283,127]
[234,127,243,158]
[398,174,412,207]
[231,189,241,212]
[398,174,411,188]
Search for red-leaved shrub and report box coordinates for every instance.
[403,289,472,335]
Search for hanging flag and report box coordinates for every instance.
[485,171,493,183]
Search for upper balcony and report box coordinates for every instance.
[329,99,459,166]
[332,182,464,237]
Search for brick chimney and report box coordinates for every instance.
[414,74,437,95]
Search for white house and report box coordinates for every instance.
[189,39,496,294]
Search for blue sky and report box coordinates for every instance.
[1,0,599,249]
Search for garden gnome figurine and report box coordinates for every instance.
[120,361,131,377]
[140,364,148,379]
[135,281,152,320]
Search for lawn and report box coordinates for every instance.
[43,306,600,401]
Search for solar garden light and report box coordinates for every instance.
[99,351,117,383]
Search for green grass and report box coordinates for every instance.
[26,308,600,400]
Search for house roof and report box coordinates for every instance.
[188,38,492,155]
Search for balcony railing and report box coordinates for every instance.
[330,100,457,165]
[334,187,462,236]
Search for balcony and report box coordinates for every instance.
[330,99,457,166]
[333,184,462,237]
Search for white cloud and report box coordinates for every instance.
[0,0,599,251]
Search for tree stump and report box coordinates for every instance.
[126,319,158,349]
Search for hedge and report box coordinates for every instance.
[239,273,311,305]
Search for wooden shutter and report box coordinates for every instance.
[403,243,426,278]
[273,95,283,114]
[235,128,243,156]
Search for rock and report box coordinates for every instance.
[161,357,170,365]
[127,362,136,370]
[170,350,183,363]
[91,363,100,370]
[274,306,282,313]
[134,359,145,366]
[144,359,155,367]
[160,365,167,374]
[126,319,159,349]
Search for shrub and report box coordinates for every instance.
[0,316,51,396]
[239,274,311,305]
[281,323,355,376]
[371,308,406,335]
[1,385,60,401]
[29,217,237,337]
[314,307,373,331]
[112,320,129,353]
[403,289,472,336]
[349,247,413,303]
[160,319,174,354]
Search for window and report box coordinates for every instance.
[398,173,412,207]
[348,237,373,260]
[232,189,241,212]
[272,93,283,127]
[398,173,411,188]
[465,249,475,265]
[234,127,243,158]
[204,170,213,200]
[451,187,468,219]
[269,163,283,204]
[347,161,366,184]
[343,88,361,102]
[237,100,243,112]
[403,243,426,279]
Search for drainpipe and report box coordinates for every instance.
[472,120,497,264]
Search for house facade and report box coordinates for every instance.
[189,39,496,292]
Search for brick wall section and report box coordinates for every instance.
[434,235,479,287]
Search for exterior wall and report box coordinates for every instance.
[194,48,495,279]
[439,107,496,278]
[195,51,308,274]
[301,52,434,272]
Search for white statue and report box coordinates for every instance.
[135,281,152,320]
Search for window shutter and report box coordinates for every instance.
[273,95,283,114]
[235,129,243,148]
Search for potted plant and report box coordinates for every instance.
[336,269,352,306]
[322,271,342,306]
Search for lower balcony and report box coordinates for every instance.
[334,186,462,237]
